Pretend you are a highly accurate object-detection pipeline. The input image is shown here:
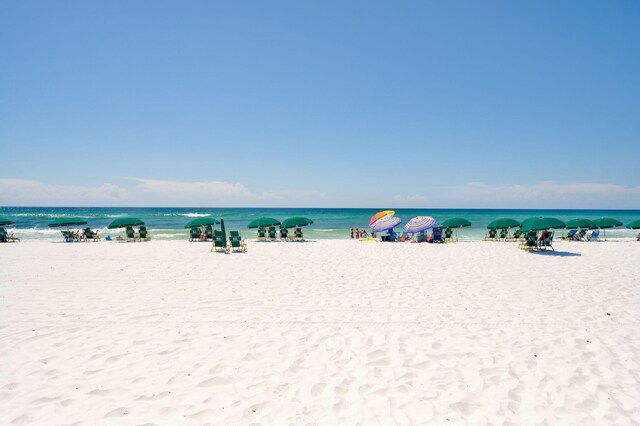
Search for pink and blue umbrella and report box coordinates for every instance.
[371,216,402,232]
[403,216,437,233]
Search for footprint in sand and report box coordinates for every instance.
[104,407,130,417]
[311,383,326,397]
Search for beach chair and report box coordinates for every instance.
[484,229,497,241]
[229,230,247,252]
[126,226,135,241]
[587,230,600,241]
[211,230,229,252]
[279,228,289,240]
[84,227,99,242]
[564,229,578,240]
[519,231,538,250]
[189,228,200,241]
[268,227,278,240]
[0,227,7,243]
[257,227,267,241]
[577,229,587,241]
[443,228,453,242]
[294,228,304,241]
[205,226,213,241]
[511,229,522,241]
[139,226,149,241]
[431,227,444,243]
[541,232,555,251]
[498,229,508,240]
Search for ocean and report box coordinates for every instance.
[1,207,639,241]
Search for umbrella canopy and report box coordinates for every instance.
[404,216,437,233]
[184,217,220,228]
[48,217,88,227]
[565,218,596,229]
[248,217,281,229]
[520,217,566,233]
[0,217,16,226]
[486,218,520,229]
[281,217,314,229]
[108,217,145,229]
[371,216,402,232]
[440,218,472,228]
[369,210,394,227]
[593,218,623,229]
[626,220,640,229]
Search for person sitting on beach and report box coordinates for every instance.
[538,230,549,248]
[360,229,369,238]
[371,231,376,239]
[637,233,640,241]
[71,230,79,241]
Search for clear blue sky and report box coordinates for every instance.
[1,1,639,208]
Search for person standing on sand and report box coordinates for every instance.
[350,228,354,238]
[355,228,360,239]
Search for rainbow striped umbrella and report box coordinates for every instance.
[404,216,437,233]
[371,216,402,232]
[369,210,394,227]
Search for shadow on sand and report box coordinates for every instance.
[530,250,581,257]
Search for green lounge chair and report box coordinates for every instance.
[0,227,8,243]
[577,229,587,241]
[444,228,453,242]
[268,227,277,240]
[83,227,100,242]
[205,225,213,241]
[294,228,304,241]
[498,229,508,240]
[519,231,538,250]
[229,230,247,252]
[257,227,267,241]
[541,231,554,251]
[279,228,289,240]
[511,229,522,240]
[189,228,200,241]
[126,226,135,241]
[211,230,229,252]
[139,226,149,241]
[484,229,497,241]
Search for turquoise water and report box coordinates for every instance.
[1,207,639,240]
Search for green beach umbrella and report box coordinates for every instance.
[520,217,566,233]
[248,217,281,229]
[0,217,16,226]
[486,218,520,229]
[184,217,220,228]
[440,218,472,228]
[565,218,596,229]
[48,217,88,227]
[220,218,227,246]
[626,220,640,229]
[108,217,145,229]
[280,217,314,229]
[592,217,623,241]
[592,218,623,229]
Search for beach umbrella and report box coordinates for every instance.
[48,217,88,227]
[440,218,472,228]
[592,218,623,229]
[281,217,314,229]
[247,217,280,229]
[486,218,520,229]
[219,218,227,247]
[565,218,596,229]
[0,217,15,226]
[369,210,394,227]
[108,217,145,229]
[626,220,640,229]
[520,217,566,233]
[404,216,436,233]
[184,217,220,228]
[592,218,623,241]
[371,216,401,232]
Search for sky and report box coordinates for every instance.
[1,0,639,208]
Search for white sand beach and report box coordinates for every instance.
[1,239,639,425]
